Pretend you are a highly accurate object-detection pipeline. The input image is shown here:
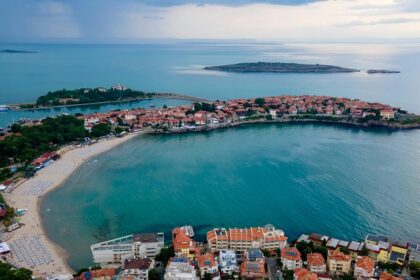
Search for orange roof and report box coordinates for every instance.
[328,250,351,262]
[281,247,301,261]
[307,253,325,266]
[172,227,194,251]
[294,268,318,280]
[197,253,216,268]
[356,256,375,272]
[379,272,403,280]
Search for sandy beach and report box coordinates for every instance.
[2,132,141,277]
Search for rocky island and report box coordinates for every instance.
[367,69,400,74]
[204,62,360,73]
[0,49,37,54]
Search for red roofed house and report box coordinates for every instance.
[197,253,220,280]
[240,248,266,279]
[307,253,326,274]
[123,258,153,280]
[354,256,375,279]
[379,272,403,280]
[294,268,318,280]
[281,247,302,271]
[172,227,199,260]
[327,250,351,276]
[207,225,287,253]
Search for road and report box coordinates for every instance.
[267,257,278,280]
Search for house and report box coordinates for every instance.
[172,226,199,259]
[354,256,375,279]
[31,152,60,168]
[380,109,395,119]
[281,247,302,270]
[133,233,165,259]
[90,232,164,266]
[348,241,365,260]
[379,272,403,280]
[365,235,408,265]
[207,225,287,253]
[309,233,329,248]
[164,257,197,280]
[218,250,239,275]
[0,179,13,192]
[408,243,420,262]
[307,253,326,274]
[197,253,220,280]
[122,258,154,280]
[389,240,408,265]
[240,248,266,279]
[294,268,318,280]
[327,250,351,276]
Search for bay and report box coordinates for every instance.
[42,124,420,269]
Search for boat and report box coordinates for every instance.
[0,105,8,112]
[149,104,156,108]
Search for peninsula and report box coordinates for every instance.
[204,62,360,73]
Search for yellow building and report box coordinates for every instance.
[327,250,351,276]
[365,235,408,265]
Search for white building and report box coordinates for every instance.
[218,250,239,275]
[281,247,302,271]
[164,257,197,280]
[91,233,164,266]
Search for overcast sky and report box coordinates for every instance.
[2,0,420,42]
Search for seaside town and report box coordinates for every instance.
[76,94,419,134]
[1,91,420,280]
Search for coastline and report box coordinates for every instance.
[7,93,209,111]
[3,132,142,277]
[2,118,419,275]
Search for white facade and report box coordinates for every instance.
[218,250,239,275]
[91,233,164,266]
[164,259,197,280]
[282,258,302,271]
[308,263,326,274]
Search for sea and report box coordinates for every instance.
[1,42,419,269]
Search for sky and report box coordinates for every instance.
[2,0,420,43]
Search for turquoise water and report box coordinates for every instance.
[0,98,189,128]
[43,124,420,269]
[1,42,420,112]
[3,42,420,269]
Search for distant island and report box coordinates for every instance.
[367,70,400,74]
[0,49,37,54]
[204,62,360,73]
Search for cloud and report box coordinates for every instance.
[1,0,420,42]
[128,0,323,7]
[336,17,420,27]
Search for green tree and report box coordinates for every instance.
[91,123,111,137]
[114,127,124,135]
[203,272,213,280]
[340,273,354,280]
[149,268,161,280]
[0,263,33,280]
[155,246,175,267]
[255,98,265,107]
